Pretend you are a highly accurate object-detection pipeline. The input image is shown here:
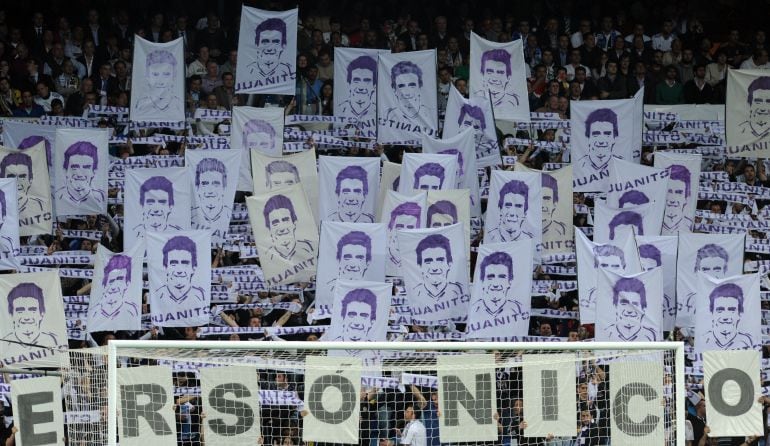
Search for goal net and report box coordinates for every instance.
[60,340,685,446]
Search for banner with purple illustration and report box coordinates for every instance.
[399,153,458,195]
[593,200,663,244]
[575,229,642,324]
[326,280,391,343]
[726,69,770,155]
[676,233,745,328]
[484,170,541,253]
[636,235,678,332]
[252,148,319,223]
[147,230,211,327]
[443,85,501,167]
[0,142,52,236]
[380,190,427,276]
[596,268,663,342]
[466,240,534,339]
[0,178,20,268]
[319,156,380,224]
[334,47,387,138]
[186,149,240,238]
[130,36,185,123]
[315,222,387,314]
[1,120,55,168]
[87,244,144,332]
[124,167,191,251]
[377,50,438,145]
[654,151,702,235]
[0,271,67,368]
[236,6,298,95]
[469,32,529,122]
[517,163,573,257]
[246,183,318,285]
[427,189,470,254]
[53,128,109,216]
[695,272,760,354]
[607,157,668,210]
[377,161,401,220]
[571,95,642,192]
[232,106,285,190]
[398,223,470,323]
[422,128,481,217]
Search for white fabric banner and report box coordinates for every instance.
[1,120,55,168]
[186,149,240,237]
[575,229,642,324]
[302,356,361,444]
[147,230,211,327]
[315,222,387,311]
[422,128,481,217]
[200,366,261,446]
[654,152,702,235]
[0,143,52,236]
[704,351,764,436]
[398,223,470,323]
[593,200,663,244]
[251,148,319,224]
[596,268,663,342]
[427,189,470,252]
[380,190,427,276]
[0,271,67,368]
[117,366,176,446]
[236,6,298,95]
[484,170,542,253]
[443,85,501,167]
[318,156,380,223]
[334,47,386,138]
[399,153,457,195]
[247,184,318,285]
[516,164,573,257]
[676,233,744,328]
[695,273,761,354]
[467,240,533,339]
[87,244,144,332]
[377,50,438,144]
[232,106,285,190]
[571,95,642,192]
[469,32,529,122]
[437,354,497,442]
[607,157,668,210]
[377,161,401,220]
[636,235,678,332]
[124,167,191,251]
[522,354,576,437]
[726,69,770,156]
[130,36,185,123]
[11,376,64,446]
[0,178,20,267]
[610,361,664,445]
[54,128,109,216]
[326,280,391,343]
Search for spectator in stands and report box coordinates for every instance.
[33,80,63,113]
[683,64,714,104]
[201,60,222,94]
[655,65,684,104]
[12,89,45,117]
[705,50,729,87]
[597,60,627,99]
[652,20,676,52]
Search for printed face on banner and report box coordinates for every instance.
[95,255,137,320]
[443,86,501,168]
[247,19,291,79]
[319,157,379,224]
[400,153,457,196]
[265,160,300,189]
[54,129,109,216]
[265,196,311,260]
[136,176,181,236]
[580,108,618,172]
[728,72,770,147]
[244,119,278,153]
[477,49,519,110]
[193,158,229,225]
[135,50,183,117]
[0,143,52,236]
[1,120,55,167]
[486,172,542,247]
[252,148,319,224]
[387,61,425,121]
[0,179,19,261]
[335,167,372,221]
[340,55,377,120]
[236,7,297,94]
[157,236,206,303]
[637,236,678,331]
[383,193,425,275]
[654,152,701,235]
[697,274,760,353]
[541,172,567,237]
[333,286,382,342]
[469,33,529,122]
[599,272,660,342]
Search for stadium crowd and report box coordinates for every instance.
[0,0,769,445]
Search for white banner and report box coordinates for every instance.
[147,230,211,327]
[124,167,191,251]
[380,190,426,276]
[593,200,663,244]
[315,222,387,311]
[676,233,745,327]
[654,152,702,235]
[443,85,501,167]
[469,32,529,122]
[484,170,541,252]
[54,128,109,216]
[232,106,285,190]
[302,356,361,444]
[251,148,319,224]
[575,229,642,324]
[610,361,664,445]
[236,6,298,95]
[186,149,240,237]
[334,47,386,138]
[0,178,20,267]
[726,69,770,156]
[326,280,391,345]
[437,354,497,442]
[704,350,764,436]
[118,366,176,446]
[377,161,401,219]
[318,156,380,223]
[377,50,438,144]
[0,142,52,236]
[1,120,54,168]
[399,153,457,195]
[522,354,576,437]
[11,376,64,446]
[130,36,185,123]
[636,235,678,332]
[607,157,668,210]
[200,366,262,446]
[696,273,761,354]
[422,128,481,217]
[596,268,662,342]
[467,240,533,339]
[87,244,144,332]
[0,271,67,368]
[517,164,573,257]
[398,223,470,323]
[247,184,318,285]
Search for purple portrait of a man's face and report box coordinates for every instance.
[63,141,99,202]
[5,282,49,345]
[139,176,174,231]
[145,50,177,92]
[746,76,770,138]
[708,283,745,346]
[263,194,298,255]
[162,235,198,299]
[265,160,299,189]
[498,179,529,238]
[593,244,626,271]
[195,158,226,222]
[694,243,729,279]
[336,231,372,280]
[664,164,691,230]
[427,200,458,228]
[101,254,132,317]
[390,61,423,118]
[18,135,52,167]
[608,210,644,240]
[387,201,421,261]
[416,234,452,289]
[346,55,377,116]
[638,244,662,272]
[479,251,513,314]
[252,18,287,76]
[480,49,512,97]
[413,162,445,191]
[612,277,647,338]
[583,108,619,170]
[335,165,369,221]
[0,152,34,196]
[243,119,276,153]
[458,104,486,145]
[438,148,464,179]
[339,288,377,342]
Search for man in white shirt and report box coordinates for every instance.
[652,20,676,52]
[401,404,427,446]
[740,49,770,70]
